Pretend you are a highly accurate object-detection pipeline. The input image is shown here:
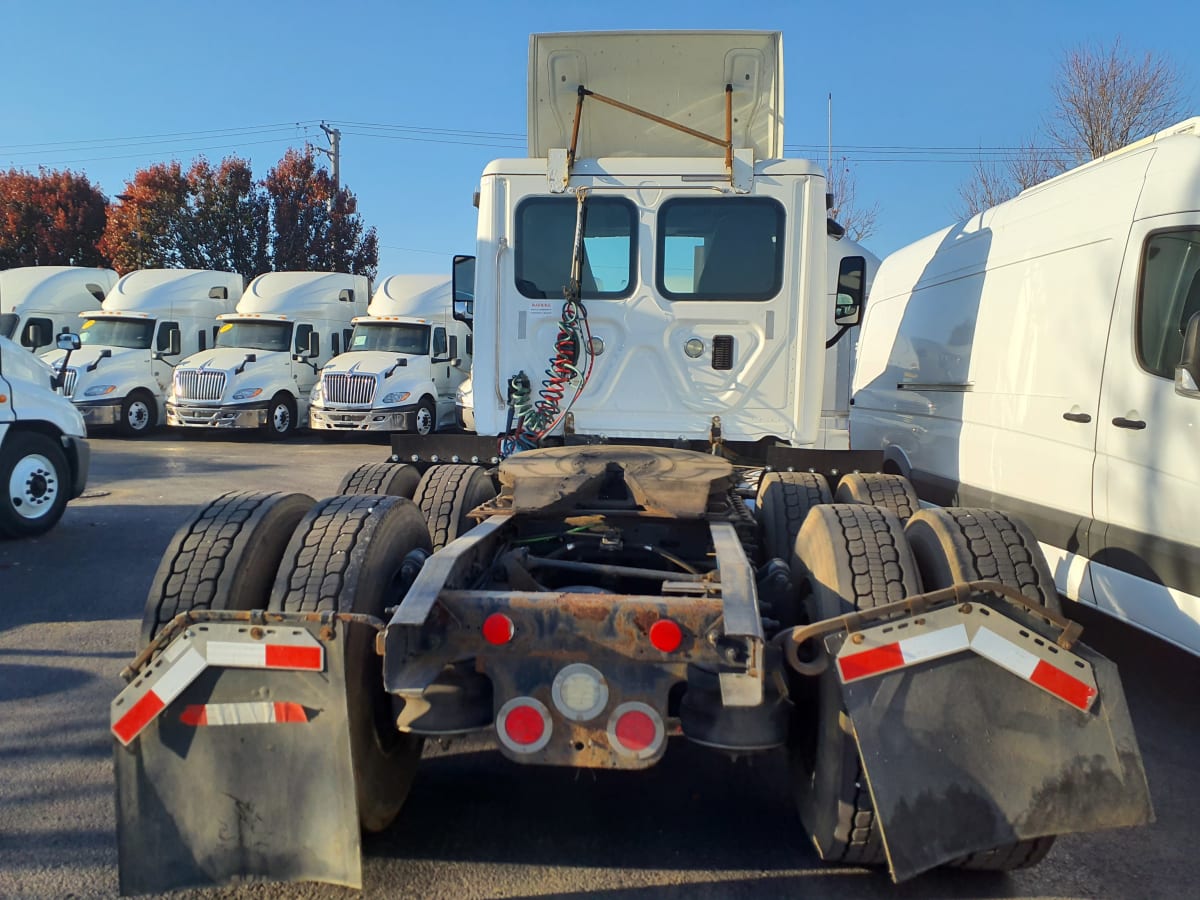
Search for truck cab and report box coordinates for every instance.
[309,275,471,434]
[43,270,242,437]
[0,266,117,355]
[0,332,89,537]
[167,272,368,437]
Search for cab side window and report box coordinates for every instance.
[433,327,448,359]
[19,316,53,350]
[294,324,317,356]
[1138,229,1200,379]
[157,321,180,353]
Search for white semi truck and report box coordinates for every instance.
[0,331,89,537]
[166,272,369,438]
[309,274,471,435]
[112,32,1151,895]
[0,266,118,354]
[44,270,241,436]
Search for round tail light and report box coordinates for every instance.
[552,663,609,721]
[607,701,665,760]
[496,697,551,753]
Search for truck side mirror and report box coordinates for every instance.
[834,256,867,326]
[453,254,476,326]
[153,328,181,359]
[1176,312,1200,398]
[56,333,81,352]
[21,321,48,351]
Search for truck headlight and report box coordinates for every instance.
[310,381,324,403]
[83,384,117,397]
[382,391,410,404]
[232,387,263,401]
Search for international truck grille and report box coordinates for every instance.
[60,368,78,398]
[711,335,734,370]
[323,373,377,405]
[175,369,227,401]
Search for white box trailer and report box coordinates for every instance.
[111,32,1152,895]
[0,266,117,353]
[42,270,242,436]
[309,275,471,434]
[850,117,1200,655]
[0,332,89,537]
[167,272,369,437]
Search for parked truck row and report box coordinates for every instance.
[111,30,1155,897]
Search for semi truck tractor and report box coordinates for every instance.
[0,266,118,354]
[309,274,472,434]
[0,331,89,537]
[166,272,368,438]
[112,31,1152,895]
[43,269,242,436]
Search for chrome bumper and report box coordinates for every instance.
[166,403,266,429]
[309,406,413,431]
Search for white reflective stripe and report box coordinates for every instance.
[160,633,192,664]
[151,647,207,705]
[898,623,970,664]
[206,642,267,668]
[207,702,276,725]
[971,626,1039,680]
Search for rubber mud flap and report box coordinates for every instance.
[829,629,1154,882]
[114,630,360,894]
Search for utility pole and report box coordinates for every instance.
[318,122,341,207]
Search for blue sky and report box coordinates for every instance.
[3,1,1196,278]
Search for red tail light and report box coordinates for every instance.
[607,701,665,760]
[496,697,551,753]
[648,619,683,653]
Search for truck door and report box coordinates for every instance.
[430,326,455,423]
[152,321,179,392]
[1094,220,1200,651]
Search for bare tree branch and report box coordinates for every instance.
[827,157,880,243]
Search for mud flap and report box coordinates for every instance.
[829,604,1154,882]
[113,626,360,894]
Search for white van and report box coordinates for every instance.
[44,270,242,436]
[1,332,89,537]
[168,272,369,437]
[850,117,1200,655]
[309,274,470,434]
[0,266,118,353]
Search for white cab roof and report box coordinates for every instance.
[233,272,370,320]
[92,269,242,318]
[0,266,117,314]
[364,275,451,319]
[528,31,783,160]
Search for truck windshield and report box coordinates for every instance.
[348,323,430,354]
[0,314,17,339]
[216,321,294,352]
[80,318,155,349]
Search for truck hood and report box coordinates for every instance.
[321,351,420,376]
[45,345,145,371]
[177,347,286,371]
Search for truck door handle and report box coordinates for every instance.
[1112,417,1146,430]
[1062,412,1092,423]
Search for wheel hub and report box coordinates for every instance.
[274,405,291,432]
[129,403,149,429]
[9,454,58,519]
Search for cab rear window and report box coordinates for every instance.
[656,198,785,300]
[515,197,636,300]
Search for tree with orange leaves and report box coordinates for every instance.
[0,167,109,268]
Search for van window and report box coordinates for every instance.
[515,196,636,299]
[433,327,448,358]
[657,197,785,301]
[1138,229,1200,379]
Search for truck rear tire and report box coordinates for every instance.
[141,491,315,644]
[833,472,920,522]
[268,494,431,832]
[0,431,71,539]
[264,393,296,439]
[413,464,497,550]
[756,471,831,563]
[337,461,420,499]
[789,503,923,867]
[903,506,1062,871]
[120,389,157,437]
[904,507,1062,616]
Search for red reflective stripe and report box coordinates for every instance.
[264,644,322,670]
[113,691,165,744]
[1030,660,1096,711]
[274,702,309,723]
[179,705,208,726]
[838,643,905,681]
